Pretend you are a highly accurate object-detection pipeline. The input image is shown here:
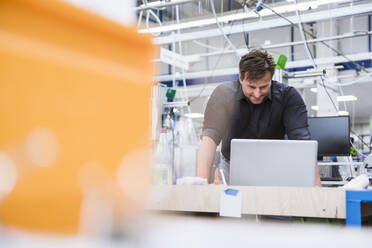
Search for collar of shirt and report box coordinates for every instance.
[235,80,272,103]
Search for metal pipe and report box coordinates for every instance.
[154,31,372,61]
[155,52,372,82]
[152,3,372,44]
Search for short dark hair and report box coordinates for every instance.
[239,49,276,81]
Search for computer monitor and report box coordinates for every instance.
[308,116,350,157]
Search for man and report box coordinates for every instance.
[197,49,321,186]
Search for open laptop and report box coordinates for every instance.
[229,139,318,187]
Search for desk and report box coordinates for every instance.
[147,185,346,219]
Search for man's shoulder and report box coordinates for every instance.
[211,81,238,100]
[214,81,238,93]
[271,80,292,91]
[271,81,297,99]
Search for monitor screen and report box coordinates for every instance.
[308,116,350,156]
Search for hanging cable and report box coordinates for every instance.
[188,20,239,103]
[260,2,370,74]
[209,0,241,60]
[292,0,339,112]
[351,143,368,158]
[175,4,198,141]
[175,5,189,103]
[351,130,371,150]
[192,40,231,51]
[189,39,229,103]
[294,0,316,69]
[338,85,348,112]
[319,75,339,112]
[262,1,339,112]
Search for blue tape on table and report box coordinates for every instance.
[224,188,239,196]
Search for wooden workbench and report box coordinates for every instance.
[147,185,346,219]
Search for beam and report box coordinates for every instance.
[155,52,372,81]
[153,3,372,45]
[153,31,372,61]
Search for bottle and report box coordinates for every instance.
[175,116,198,178]
[153,129,172,184]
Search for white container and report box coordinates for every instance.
[154,129,172,184]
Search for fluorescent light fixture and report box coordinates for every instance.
[310,87,318,93]
[336,95,357,102]
[138,0,349,34]
[311,105,319,111]
[338,111,349,115]
[184,113,204,118]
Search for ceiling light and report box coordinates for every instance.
[338,111,349,115]
[311,105,319,111]
[310,88,318,93]
[184,113,204,119]
[336,95,357,102]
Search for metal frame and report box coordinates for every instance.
[153,3,372,44]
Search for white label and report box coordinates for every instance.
[219,188,242,218]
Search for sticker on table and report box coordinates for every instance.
[219,188,242,218]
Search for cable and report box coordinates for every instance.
[351,143,368,158]
[188,10,239,103]
[260,2,370,74]
[210,0,241,60]
[262,1,339,112]
[189,39,229,103]
[351,130,371,149]
[189,4,245,103]
[192,40,231,51]
[319,76,339,112]
[293,0,339,112]
[242,5,256,49]
[242,17,249,48]
[294,0,316,68]
[338,85,347,112]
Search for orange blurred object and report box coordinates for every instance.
[0,0,155,234]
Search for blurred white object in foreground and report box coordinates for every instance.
[4,215,372,248]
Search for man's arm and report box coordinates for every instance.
[315,164,322,187]
[198,84,231,183]
[197,136,217,182]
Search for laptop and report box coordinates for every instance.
[229,139,318,187]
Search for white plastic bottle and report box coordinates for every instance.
[154,129,172,184]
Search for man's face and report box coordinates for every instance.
[239,71,272,104]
